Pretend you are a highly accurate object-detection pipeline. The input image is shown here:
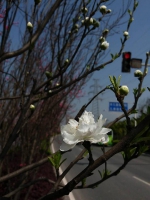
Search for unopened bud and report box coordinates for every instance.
[64,59,69,65]
[107,9,111,14]
[100,41,109,50]
[27,22,33,32]
[123,31,129,37]
[99,36,105,43]
[134,70,143,77]
[100,5,107,14]
[81,7,88,14]
[119,85,129,96]
[30,104,35,111]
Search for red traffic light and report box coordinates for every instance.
[123,52,131,59]
[122,52,131,72]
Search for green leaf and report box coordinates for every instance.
[128,9,132,16]
[59,158,67,167]
[81,178,86,187]
[98,169,111,179]
[133,137,150,143]
[133,88,138,96]
[111,54,114,60]
[98,170,102,178]
[130,109,138,114]
[48,151,63,169]
[109,76,115,85]
[121,151,126,159]
[83,150,89,158]
[117,75,121,86]
[140,88,146,94]
[138,145,149,156]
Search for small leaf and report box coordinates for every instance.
[59,158,67,167]
[109,76,115,85]
[83,150,89,158]
[48,151,62,169]
[140,88,146,94]
[128,9,132,16]
[81,178,86,187]
[117,75,121,86]
[98,170,102,178]
[147,87,150,91]
[130,109,138,114]
[133,137,150,143]
[138,145,149,156]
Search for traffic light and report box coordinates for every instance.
[122,52,131,72]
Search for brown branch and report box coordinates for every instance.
[0,0,63,62]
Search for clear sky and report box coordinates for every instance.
[74,0,150,122]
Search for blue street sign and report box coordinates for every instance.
[109,102,128,112]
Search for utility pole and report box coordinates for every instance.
[89,79,103,120]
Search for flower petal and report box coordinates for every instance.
[79,111,95,125]
[68,119,78,129]
[60,142,76,152]
[99,128,112,135]
[89,133,109,143]
[61,124,75,135]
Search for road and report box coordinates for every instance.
[53,136,150,200]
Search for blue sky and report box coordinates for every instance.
[74,0,150,122]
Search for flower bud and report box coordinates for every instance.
[27,22,33,32]
[100,41,109,50]
[134,70,143,77]
[123,31,129,37]
[93,19,100,28]
[64,59,69,65]
[84,17,93,26]
[74,24,79,29]
[81,7,88,14]
[102,29,109,37]
[30,104,35,111]
[100,5,107,14]
[119,85,129,96]
[107,9,111,14]
[99,36,105,43]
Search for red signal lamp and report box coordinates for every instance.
[122,52,131,72]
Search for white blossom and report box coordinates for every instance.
[100,41,109,50]
[60,111,111,151]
